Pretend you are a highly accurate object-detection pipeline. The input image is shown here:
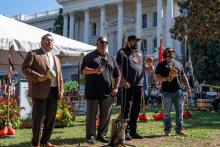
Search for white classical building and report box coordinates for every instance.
[57,0,183,58]
[12,0,184,82]
[13,9,60,31]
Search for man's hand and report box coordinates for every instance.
[111,88,118,96]
[166,75,174,82]
[95,67,103,75]
[124,81,131,89]
[144,64,154,72]
[187,89,192,97]
[38,74,47,82]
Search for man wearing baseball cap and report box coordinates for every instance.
[155,47,192,137]
[116,35,150,140]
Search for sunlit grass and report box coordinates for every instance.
[1,106,220,147]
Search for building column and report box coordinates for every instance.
[157,0,163,47]
[84,9,89,43]
[63,14,68,37]
[75,16,79,40]
[147,37,152,54]
[166,0,174,47]
[69,12,75,39]
[174,1,181,58]
[136,0,142,38]
[100,5,106,36]
[117,2,123,50]
[147,12,152,28]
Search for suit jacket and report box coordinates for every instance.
[22,48,64,99]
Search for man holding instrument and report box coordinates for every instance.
[155,47,192,137]
[22,34,64,147]
[81,37,121,144]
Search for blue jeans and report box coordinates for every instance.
[162,90,184,133]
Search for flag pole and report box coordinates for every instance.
[183,34,192,119]
[138,31,151,122]
[5,43,16,137]
[153,34,165,121]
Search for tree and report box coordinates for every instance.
[170,0,220,84]
[53,8,63,35]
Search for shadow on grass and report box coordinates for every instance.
[184,110,220,129]
[7,137,85,147]
[143,107,220,130]
[51,137,85,146]
[101,143,136,147]
[143,134,164,138]
[7,142,31,147]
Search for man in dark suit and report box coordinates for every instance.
[22,34,64,147]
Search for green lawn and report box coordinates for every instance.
[1,106,220,147]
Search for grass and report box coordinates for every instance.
[1,106,220,147]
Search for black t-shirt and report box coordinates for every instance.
[81,50,120,100]
[116,46,144,86]
[155,60,185,93]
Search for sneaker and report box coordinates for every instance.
[125,133,132,140]
[96,135,109,143]
[164,131,171,137]
[130,133,143,139]
[177,131,188,137]
[87,136,95,144]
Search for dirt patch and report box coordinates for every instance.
[125,130,220,147]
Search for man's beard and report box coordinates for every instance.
[131,44,137,49]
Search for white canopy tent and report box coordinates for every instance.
[0,14,96,72]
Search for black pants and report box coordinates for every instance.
[121,86,142,135]
[212,98,220,111]
[31,87,58,146]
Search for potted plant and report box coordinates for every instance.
[55,100,75,127]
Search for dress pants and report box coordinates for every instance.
[86,97,113,139]
[31,87,58,146]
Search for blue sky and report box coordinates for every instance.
[0,0,61,17]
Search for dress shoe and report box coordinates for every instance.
[45,142,57,147]
[176,131,188,137]
[87,136,96,144]
[125,133,132,140]
[97,135,110,143]
[130,133,143,139]
[164,131,171,137]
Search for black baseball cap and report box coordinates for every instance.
[127,35,141,42]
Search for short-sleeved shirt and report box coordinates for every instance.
[81,50,120,100]
[155,60,185,93]
[116,46,144,86]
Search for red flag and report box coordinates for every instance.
[158,38,164,63]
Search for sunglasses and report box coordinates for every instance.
[167,49,175,53]
[100,40,108,44]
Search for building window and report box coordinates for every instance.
[153,12,157,27]
[153,37,157,49]
[67,16,70,37]
[92,23,97,36]
[141,39,147,54]
[142,14,147,28]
